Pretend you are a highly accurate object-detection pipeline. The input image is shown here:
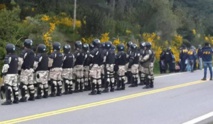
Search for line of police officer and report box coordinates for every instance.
[0,38,155,105]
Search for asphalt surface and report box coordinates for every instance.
[0,70,213,124]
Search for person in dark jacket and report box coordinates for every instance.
[201,42,213,80]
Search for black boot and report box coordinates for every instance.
[110,82,114,92]
[57,84,62,96]
[102,81,109,93]
[97,83,101,94]
[143,79,150,89]
[149,80,154,88]
[116,80,121,90]
[74,81,79,93]
[79,81,84,92]
[28,92,35,101]
[20,85,27,102]
[63,81,69,95]
[2,87,12,105]
[13,89,19,104]
[50,82,56,97]
[43,88,49,98]
[36,87,42,99]
[121,80,125,90]
[89,83,96,95]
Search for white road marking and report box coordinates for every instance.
[183,112,213,124]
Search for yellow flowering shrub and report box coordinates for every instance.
[171,35,183,62]
[100,33,110,42]
[204,36,213,45]
[113,38,121,46]
[82,36,94,44]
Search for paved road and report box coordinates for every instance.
[0,70,213,124]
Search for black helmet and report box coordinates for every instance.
[117,44,125,51]
[24,39,33,48]
[146,42,152,49]
[101,42,106,48]
[127,41,133,48]
[75,41,82,50]
[37,44,46,53]
[6,43,16,54]
[140,42,146,49]
[89,43,94,51]
[92,39,101,48]
[63,44,71,54]
[83,43,89,51]
[131,44,137,50]
[111,45,116,50]
[105,41,112,49]
[53,42,61,51]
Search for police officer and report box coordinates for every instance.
[89,39,103,95]
[73,41,86,92]
[102,41,116,92]
[164,47,173,73]
[62,44,74,94]
[128,44,140,87]
[201,43,213,80]
[83,43,91,91]
[139,42,146,85]
[126,41,133,84]
[179,46,188,72]
[19,39,35,102]
[100,43,107,88]
[115,44,127,90]
[49,42,63,97]
[1,44,19,105]
[34,44,49,99]
[140,42,155,89]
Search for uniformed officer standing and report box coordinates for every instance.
[102,41,115,92]
[73,41,86,92]
[62,44,74,94]
[34,44,49,99]
[83,43,91,91]
[126,41,133,84]
[201,43,213,80]
[19,39,35,102]
[140,42,155,89]
[49,42,63,97]
[115,44,127,90]
[128,44,140,87]
[139,42,146,85]
[1,44,19,105]
[89,39,103,95]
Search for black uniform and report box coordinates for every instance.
[49,51,63,96]
[115,51,127,90]
[62,52,74,94]
[2,54,19,105]
[74,49,86,92]
[34,53,49,99]
[102,48,115,92]
[19,49,35,102]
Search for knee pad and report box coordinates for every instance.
[52,81,57,86]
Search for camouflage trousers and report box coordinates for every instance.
[62,68,73,93]
[118,65,126,81]
[3,74,19,102]
[49,68,63,95]
[131,64,139,78]
[89,64,101,85]
[62,68,73,80]
[106,64,115,83]
[20,69,35,96]
[35,71,49,97]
